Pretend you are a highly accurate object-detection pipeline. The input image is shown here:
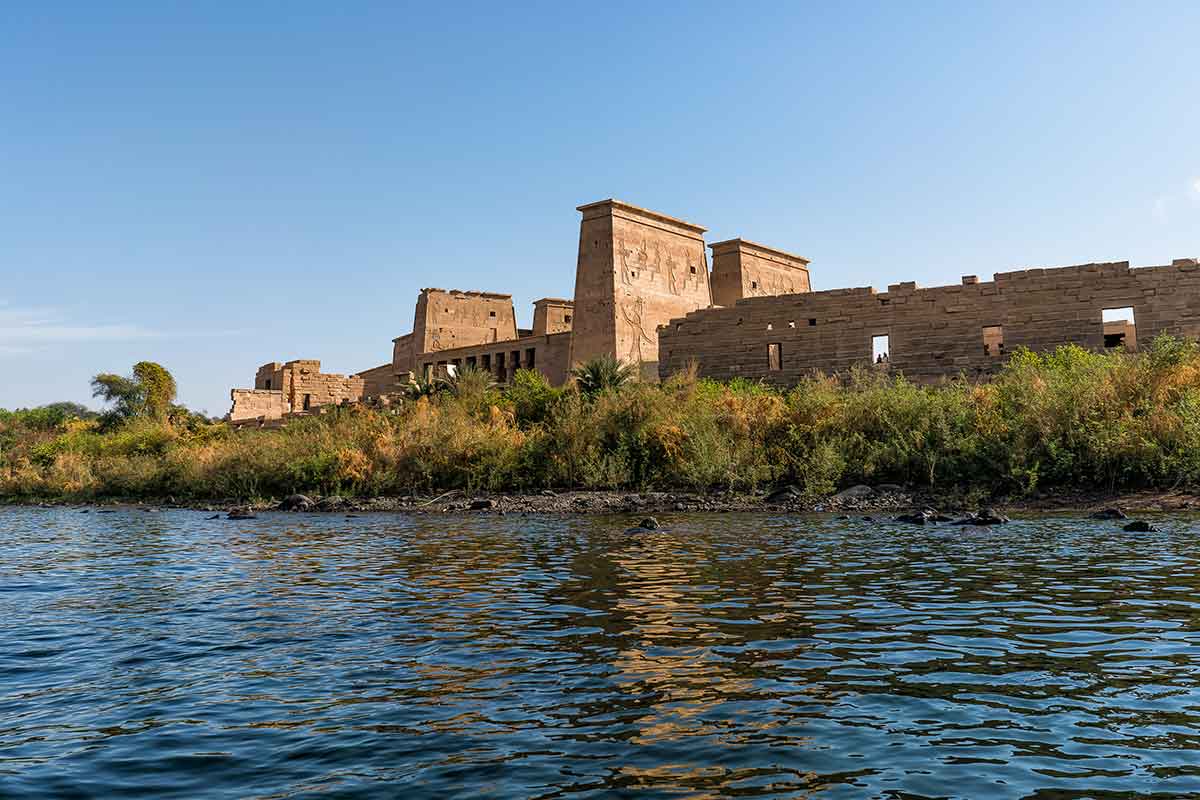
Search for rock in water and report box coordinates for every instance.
[280,494,315,511]
[951,508,1011,526]
[1122,520,1157,532]
[624,517,660,534]
[227,508,257,520]
[1091,507,1128,520]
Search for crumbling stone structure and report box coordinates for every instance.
[228,196,1197,422]
[229,359,366,422]
[659,259,1200,385]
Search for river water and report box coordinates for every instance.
[2,508,1200,798]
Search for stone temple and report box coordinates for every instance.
[228,198,1198,422]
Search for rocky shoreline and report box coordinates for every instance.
[8,484,1200,521]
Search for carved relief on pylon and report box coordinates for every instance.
[620,296,656,364]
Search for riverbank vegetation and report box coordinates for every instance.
[5,337,1200,503]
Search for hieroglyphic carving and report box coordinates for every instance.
[620,297,655,364]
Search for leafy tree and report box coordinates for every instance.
[90,361,178,426]
[571,355,637,398]
[133,361,177,419]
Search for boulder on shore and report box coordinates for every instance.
[765,485,801,504]
[834,485,875,501]
[279,494,315,511]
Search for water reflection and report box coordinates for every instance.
[1,509,1199,798]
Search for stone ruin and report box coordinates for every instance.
[227,198,1197,422]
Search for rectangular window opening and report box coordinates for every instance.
[808,318,817,326]
[983,325,1004,357]
[564,314,572,323]
[302,393,312,411]
[481,354,491,371]
[1102,307,1137,351]
[264,378,271,390]
[525,348,535,368]
[768,342,783,371]
[872,334,890,364]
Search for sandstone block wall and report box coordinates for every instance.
[532,298,574,335]
[570,200,712,377]
[710,239,811,307]
[416,331,573,386]
[238,359,366,417]
[229,389,288,422]
[659,259,1200,386]
[412,289,518,356]
[354,363,402,397]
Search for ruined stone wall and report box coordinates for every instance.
[570,200,712,377]
[283,360,365,410]
[354,363,402,397]
[391,333,415,379]
[532,298,574,335]
[658,259,1200,386]
[414,331,573,386]
[254,363,285,391]
[412,289,518,356]
[710,239,811,307]
[229,389,288,422]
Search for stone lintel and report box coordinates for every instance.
[708,238,811,267]
[576,198,707,239]
[533,297,574,306]
[421,288,513,301]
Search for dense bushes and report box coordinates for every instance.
[6,338,1200,502]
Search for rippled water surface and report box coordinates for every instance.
[3,509,1200,798]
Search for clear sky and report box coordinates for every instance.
[2,1,1197,414]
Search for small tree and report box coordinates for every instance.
[571,356,637,398]
[91,361,178,426]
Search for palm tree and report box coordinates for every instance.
[571,356,637,398]
[440,366,496,401]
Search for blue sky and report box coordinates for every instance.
[2,1,1197,414]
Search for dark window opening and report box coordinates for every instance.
[1102,307,1136,351]
[511,350,520,369]
[808,318,817,326]
[631,271,637,278]
[264,378,271,390]
[872,334,890,364]
[302,393,312,411]
[751,280,758,290]
[496,352,506,376]
[467,356,477,368]
[564,314,572,323]
[690,265,697,274]
[489,310,496,317]
[879,298,890,306]
[525,348,535,368]
[983,325,1004,357]
[481,354,491,371]
[768,342,783,371]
